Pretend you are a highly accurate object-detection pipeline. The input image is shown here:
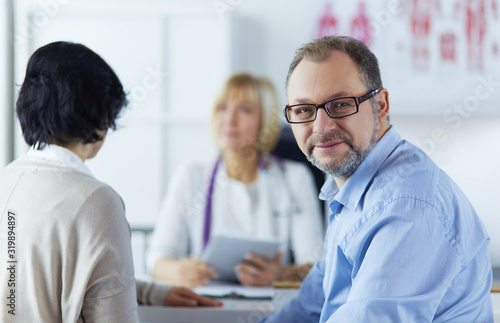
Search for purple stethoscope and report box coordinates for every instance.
[202,155,299,251]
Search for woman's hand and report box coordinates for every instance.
[164,287,223,307]
[177,255,218,288]
[235,251,283,286]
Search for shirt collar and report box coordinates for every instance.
[319,126,401,210]
[319,174,338,203]
[25,145,94,178]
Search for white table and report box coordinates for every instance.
[138,288,298,323]
[138,289,500,322]
[493,293,500,323]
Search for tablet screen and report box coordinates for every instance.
[201,235,281,282]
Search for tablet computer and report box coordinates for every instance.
[201,235,281,282]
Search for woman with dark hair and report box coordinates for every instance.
[0,41,220,322]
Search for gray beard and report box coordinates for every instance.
[306,122,380,178]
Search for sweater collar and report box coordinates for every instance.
[25,145,94,178]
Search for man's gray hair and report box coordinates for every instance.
[285,36,383,97]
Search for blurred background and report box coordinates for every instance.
[1,0,499,276]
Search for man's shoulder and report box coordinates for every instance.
[365,140,474,220]
[374,140,442,196]
[365,141,487,262]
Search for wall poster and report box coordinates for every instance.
[304,0,500,115]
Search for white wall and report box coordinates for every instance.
[0,0,12,167]
[0,0,5,166]
[229,0,309,108]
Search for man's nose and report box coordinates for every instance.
[312,108,336,134]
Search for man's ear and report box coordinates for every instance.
[376,88,390,125]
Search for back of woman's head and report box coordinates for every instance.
[16,41,127,148]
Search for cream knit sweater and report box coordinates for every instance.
[0,146,170,322]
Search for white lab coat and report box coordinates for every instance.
[147,157,324,272]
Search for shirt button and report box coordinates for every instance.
[334,213,340,221]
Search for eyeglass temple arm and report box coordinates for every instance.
[357,88,381,104]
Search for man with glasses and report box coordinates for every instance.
[261,36,493,322]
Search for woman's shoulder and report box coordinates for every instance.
[268,157,319,190]
[9,157,119,197]
[175,159,213,173]
[166,157,220,193]
[11,160,125,223]
[270,157,312,175]
[172,158,217,179]
[61,170,124,212]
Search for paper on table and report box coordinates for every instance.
[194,282,274,299]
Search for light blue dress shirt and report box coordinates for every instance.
[262,127,493,322]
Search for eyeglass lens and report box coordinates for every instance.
[287,97,357,123]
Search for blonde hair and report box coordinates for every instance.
[211,72,281,152]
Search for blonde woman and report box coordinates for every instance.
[148,73,324,287]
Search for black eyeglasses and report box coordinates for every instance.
[283,88,381,124]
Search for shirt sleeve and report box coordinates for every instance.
[136,280,172,305]
[286,162,324,264]
[147,164,198,271]
[260,260,325,323]
[324,197,493,322]
[79,186,139,323]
